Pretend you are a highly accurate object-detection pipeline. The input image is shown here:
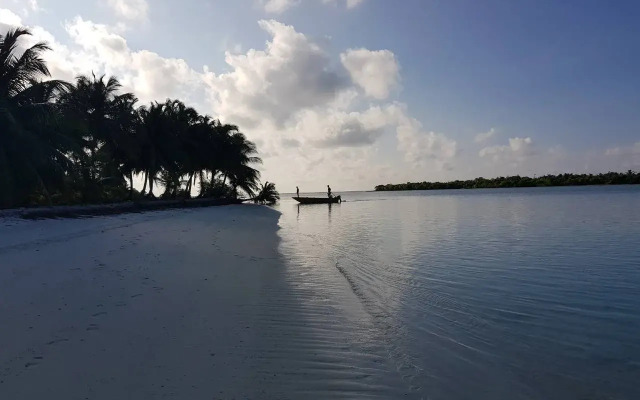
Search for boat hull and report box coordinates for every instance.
[293,196,341,204]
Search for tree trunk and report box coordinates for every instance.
[129,171,134,200]
[148,171,154,197]
[186,177,191,197]
[37,173,52,206]
[141,170,148,195]
[198,171,205,197]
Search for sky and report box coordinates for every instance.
[1,0,639,191]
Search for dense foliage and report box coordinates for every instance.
[375,171,640,191]
[253,181,280,205]
[0,28,278,209]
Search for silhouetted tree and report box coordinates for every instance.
[253,181,280,205]
[0,28,73,207]
[0,26,270,209]
[375,172,640,191]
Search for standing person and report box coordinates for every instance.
[327,185,332,198]
[296,186,299,197]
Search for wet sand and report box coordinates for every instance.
[0,205,413,399]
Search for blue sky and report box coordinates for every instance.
[1,0,639,191]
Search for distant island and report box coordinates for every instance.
[375,171,640,191]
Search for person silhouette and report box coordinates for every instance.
[296,186,299,197]
[327,185,332,198]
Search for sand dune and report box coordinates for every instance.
[0,205,414,399]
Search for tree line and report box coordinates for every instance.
[375,171,640,191]
[1,27,279,209]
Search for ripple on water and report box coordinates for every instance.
[276,187,640,400]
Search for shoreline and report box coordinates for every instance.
[0,205,414,399]
[375,182,640,192]
[0,197,245,220]
[375,172,640,192]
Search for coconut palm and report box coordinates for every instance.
[253,181,280,205]
[135,99,191,196]
[158,169,187,199]
[0,28,74,208]
[1,26,274,209]
[219,130,262,198]
[58,74,138,201]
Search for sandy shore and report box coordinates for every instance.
[0,197,243,220]
[0,205,413,399]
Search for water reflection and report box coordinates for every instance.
[275,187,640,400]
[293,202,336,224]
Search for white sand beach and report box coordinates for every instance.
[0,205,413,399]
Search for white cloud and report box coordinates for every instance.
[3,16,203,105]
[479,137,535,163]
[475,127,496,143]
[261,0,365,14]
[297,106,395,148]
[21,0,41,16]
[323,0,366,9]
[66,17,129,65]
[603,141,640,170]
[0,8,22,26]
[203,20,348,128]
[0,9,85,83]
[391,104,457,169]
[64,17,204,104]
[346,0,365,8]
[106,0,148,21]
[27,0,41,13]
[0,9,454,190]
[2,0,41,17]
[259,0,299,14]
[605,142,640,156]
[340,48,399,99]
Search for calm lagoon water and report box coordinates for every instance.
[274,186,640,399]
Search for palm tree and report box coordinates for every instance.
[219,130,262,198]
[253,181,279,205]
[0,27,274,208]
[58,74,138,201]
[0,28,73,208]
[157,169,186,198]
[136,100,263,200]
[136,99,189,197]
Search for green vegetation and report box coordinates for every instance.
[1,27,278,209]
[375,171,640,191]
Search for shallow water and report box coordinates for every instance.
[275,186,640,400]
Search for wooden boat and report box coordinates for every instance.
[293,195,341,204]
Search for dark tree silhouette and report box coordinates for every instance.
[0,28,73,208]
[375,171,640,192]
[0,27,277,209]
[253,181,280,205]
